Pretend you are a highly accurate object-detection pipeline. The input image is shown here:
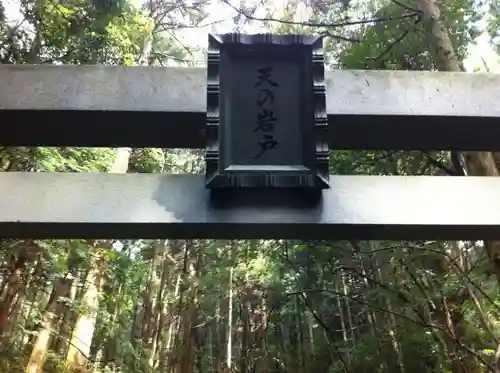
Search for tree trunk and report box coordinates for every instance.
[52,263,80,355]
[142,240,165,343]
[227,265,234,373]
[374,254,406,373]
[418,0,500,289]
[151,242,171,369]
[162,272,181,372]
[0,240,38,335]
[25,277,71,373]
[418,1,500,370]
[240,280,251,373]
[66,148,130,369]
[174,241,200,373]
[66,245,106,368]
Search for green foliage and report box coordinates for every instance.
[1,0,500,372]
[488,1,500,52]
[338,0,478,70]
[31,147,115,172]
[129,148,165,173]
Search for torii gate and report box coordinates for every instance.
[0,34,499,241]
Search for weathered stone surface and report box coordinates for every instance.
[1,172,499,240]
[1,65,499,149]
[1,65,498,116]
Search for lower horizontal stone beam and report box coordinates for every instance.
[1,65,500,150]
[1,172,500,240]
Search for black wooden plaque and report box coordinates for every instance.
[205,33,329,189]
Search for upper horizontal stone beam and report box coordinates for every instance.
[1,172,500,240]
[1,65,499,150]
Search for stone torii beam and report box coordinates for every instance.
[2,172,500,240]
[1,65,500,150]
[1,63,500,240]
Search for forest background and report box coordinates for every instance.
[1,0,500,372]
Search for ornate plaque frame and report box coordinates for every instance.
[205,33,329,189]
